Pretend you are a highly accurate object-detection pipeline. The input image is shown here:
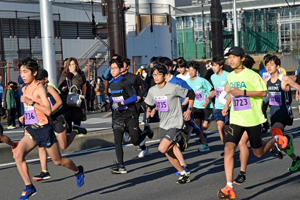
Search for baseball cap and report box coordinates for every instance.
[36,68,48,80]
[224,47,245,57]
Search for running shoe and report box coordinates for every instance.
[144,124,154,139]
[32,171,51,181]
[178,132,187,152]
[137,148,150,158]
[198,144,210,152]
[7,125,16,129]
[189,120,201,136]
[11,142,18,159]
[73,125,87,135]
[135,145,142,151]
[217,185,236,199]
[124,132,131,142]
[19,186,36,200]
[76,165,85,187]
[285,134,294,156]
[288,157,300,172]
[270,143,283,159]
[174,166,190,176]
[233,173,246,185]
[176,174,190,184]
[111,164,127,174]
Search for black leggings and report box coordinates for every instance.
[7,108,16,126]
[113,117,147,165]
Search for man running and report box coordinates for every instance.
[15,57,84,200]
[32,68,87,181]
[105,57,153,174]
[217,47,286,199]
[186,61,213,152]
[264,55,300,171]
[176,59,190,81]
[145,64,195,184]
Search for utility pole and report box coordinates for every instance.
[202,0,206,59]
[39,0,57,85]
[233,0,238,46]
[107,0,125,58]
[210,0,224,58]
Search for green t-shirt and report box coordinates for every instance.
[227,68,267,127]
[186,76,213,109]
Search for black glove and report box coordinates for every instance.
[99,101,108,108]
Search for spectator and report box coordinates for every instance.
[86,75,96,112]
[57,57,86,131]
[0,75,4,103]
[95,77,107,112]
[140,69,147,81]
[6,82,16,129]
[12,82,22,127]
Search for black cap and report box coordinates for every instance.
[224,47,245,56]
[36,68,48,80]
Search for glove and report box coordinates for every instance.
[99,101,108,108]
[112,102,122,110]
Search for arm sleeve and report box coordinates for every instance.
[186,90,195,100]
[218,91,228,105]
[123,94,137,105]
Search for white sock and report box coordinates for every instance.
[180,170,187,176]
[227,182,233,188]
[273,136,279,142]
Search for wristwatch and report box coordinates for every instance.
[31,101,36,107]
[187,107,193,111]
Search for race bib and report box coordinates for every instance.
[154,96,169,112]
[195,90,204,101]
[262,73,270,80]
[232,96,251,111]
[215,87,224,98]
[24,106,38,125]
[269,92,282,106]
[112,96,128,110]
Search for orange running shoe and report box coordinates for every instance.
[217,185,237,199]
[276,135,288,149]
[11,142,18,159]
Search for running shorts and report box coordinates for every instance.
[214,109,229,125]
[159,128,181,141]
[25,124,57,148]
[192,108,213,121]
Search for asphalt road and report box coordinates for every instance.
[1,112,300,200]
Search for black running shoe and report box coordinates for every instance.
[233,173,246,185]
[262,123,270,134]
[111,164,127,174]
[73,124,87,135]
[32,171,51,181]
[270,143,283,159]
[144,124,154,139]
[176,174,190,184]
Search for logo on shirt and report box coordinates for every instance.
[230,81,247,89]
[221,81,227,85]
[196,86,201,89]
[111,89,123,94]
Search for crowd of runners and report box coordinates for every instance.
[2,46,300,199]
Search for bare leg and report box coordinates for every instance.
[217,121,226,144]
[14,135,37,185]
[46,142,79,173]
[38,147,48,171]
[173,144,186,167]
[56,128,77,150]
[0,133,15,147]
[238,131,249,172]
[224,142,238,183]
[159,138,184,172]
[252,137,277,158]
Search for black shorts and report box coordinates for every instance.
[192,108,213,121]
[159,128,181,141]
[271,113,293,127]
[25,124,57,148]
[48,113,68,133]
[113,117,141,146]
[227,124,262,149]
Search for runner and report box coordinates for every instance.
[217,47,286,199]
[32,68,87,181]
[209,56,230,156]
[121,57,153,157]
[105,57,153,174]
[186,61,213,152]
[144,64,195,184]
[264,55,300,171]
[15,57,84,200]
[176,59,190,81]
